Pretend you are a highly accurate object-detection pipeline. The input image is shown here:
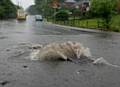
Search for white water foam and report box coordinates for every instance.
[29,41,120,68]
[93,57,120,68]
[30,41,92,61]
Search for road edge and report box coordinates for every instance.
[44,22,120,34]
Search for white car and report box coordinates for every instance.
[35,15,43,21]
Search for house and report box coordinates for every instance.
[74,0,90,12]
[51,0,60,8]
[63,0,76,8]
[62,0,90,12]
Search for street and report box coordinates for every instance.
[0,16,120,87]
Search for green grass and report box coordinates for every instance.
[47,15,120,32]
[111,15,120,32]
[73,19,103,29]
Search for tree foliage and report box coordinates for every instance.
[55,10,69,21]
[0,0,17,19]
[90,0,118,29]
[34,0,85,17]
[35,0,53,16]
[27,5,38,15]
[117,0,120,12]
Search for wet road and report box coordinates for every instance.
[0,16,120,87]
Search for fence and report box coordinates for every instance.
[48,18,104,29]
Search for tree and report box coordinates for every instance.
[90,0,117,29]
[117,0,120,12]
[55,10,69,21]
[0,6,5,19]
[27,5,38,15]
[35,0,53,16]
[0,0,17,19]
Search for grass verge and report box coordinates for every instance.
[47,15,120,32]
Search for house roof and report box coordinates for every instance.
[74,0,90,6]
[65,0,76,3]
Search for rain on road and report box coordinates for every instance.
[0,16,120,87]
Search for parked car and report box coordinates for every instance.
[35,15,43,21]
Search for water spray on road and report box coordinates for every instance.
[3,41,120,68]
[29,41,120,68]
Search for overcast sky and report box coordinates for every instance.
[11,0,35,9]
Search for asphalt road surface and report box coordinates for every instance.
[0,16,120,87]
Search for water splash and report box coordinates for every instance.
[93,57,120,68]
[29,41,120,68]
[30,41,92,61]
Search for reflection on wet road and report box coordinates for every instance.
[0,16,120,87]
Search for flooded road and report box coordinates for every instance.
[0,16,120,87]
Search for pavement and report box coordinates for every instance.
[0,16,120,87]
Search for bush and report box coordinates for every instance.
[90,0,117,29]
[55,10,69,21]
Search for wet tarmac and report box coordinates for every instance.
[0,16,120,87]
